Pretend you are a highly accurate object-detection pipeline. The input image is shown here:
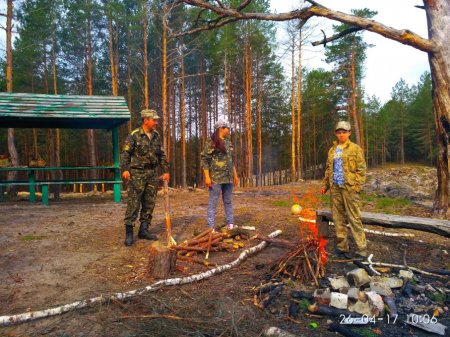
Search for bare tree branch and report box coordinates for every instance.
[176,0,436,53]
[174,17,240,37]
[236,0,252,12]
[312,26,363,46]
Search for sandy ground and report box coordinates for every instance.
[0,180,448,337]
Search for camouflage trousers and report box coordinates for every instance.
[331,185,367,256]
[124,169,158,227]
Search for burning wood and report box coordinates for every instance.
[270,190,328,285]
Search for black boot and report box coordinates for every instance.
[124,225,134,246]
[138,222,157,240]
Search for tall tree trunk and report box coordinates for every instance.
[86,1,97,183]
[245,41,253,187]
[425,0,449,215]
[52,33,61,199]
[200,58,207,146]
[126,15,132,132]
[256,57,262,187]
[43,42,49,94]
[108,8,118,96]
[6,0,18,195]
[171,73,176,187]
[290,35,296,182]
[297,29,303,180]
[162,2,168,150]
[143,0,149,109]
[350,38,362,147]
[179,43,187,188]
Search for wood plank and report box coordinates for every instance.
[316,209,450,237]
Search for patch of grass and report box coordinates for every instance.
[360,191,376,202]
[429,292,447,303]
[375,196,412,210]
[20,234,45,241]
[271,200,291,207]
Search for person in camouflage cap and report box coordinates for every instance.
[121,109,170,246]
[320,121,367,260]
[201,118,239,230]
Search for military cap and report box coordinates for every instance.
[140,109,160,119]
[335,121,351,131]
[214,118,231,130]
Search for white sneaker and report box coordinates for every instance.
[227,224,234,230]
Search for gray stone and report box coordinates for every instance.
[366,291,385,317]
[330,292,348,309]
[347,268,371,287]
[350,300,372,316]
[370,282,394,296]
[399,270,414,279]
[372,276,403,289]
[328,276,350,290]
[347,287,367,302]
[313,288,331,305]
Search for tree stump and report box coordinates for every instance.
[147,241,177,278]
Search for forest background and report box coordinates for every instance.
[0,0,435,190]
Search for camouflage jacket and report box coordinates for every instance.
[121,127,169,173]
[323,139,366,192]
[201,138,234,184]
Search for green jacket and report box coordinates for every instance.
[121,127,169,173]
[201,138,234,184]
[323,139,366,192]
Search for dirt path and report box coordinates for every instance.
[0,181,448,336]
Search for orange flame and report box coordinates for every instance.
[293,187,328,266]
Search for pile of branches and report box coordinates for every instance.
[271,237,327,286]
[173,228,248,266]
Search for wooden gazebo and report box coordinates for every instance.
[0,92,130,204]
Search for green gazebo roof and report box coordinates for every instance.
[0,92,130,129]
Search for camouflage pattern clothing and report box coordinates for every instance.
[201,138,234,184]
[121,127,169,227]
[323,139,368,256]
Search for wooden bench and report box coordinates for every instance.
[0,166,122,205]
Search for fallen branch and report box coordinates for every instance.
[362,261,448,280]
[254,234,297,247]
[0,230,282,326]
[328,221,415,237]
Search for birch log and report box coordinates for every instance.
[0,229,282,326]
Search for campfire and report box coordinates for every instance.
[271,189,328,285]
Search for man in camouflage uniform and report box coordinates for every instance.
[121,109,170,246]
[201,119,239,230]
[320,121,367,260]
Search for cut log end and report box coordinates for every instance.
[147,241,177,279]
